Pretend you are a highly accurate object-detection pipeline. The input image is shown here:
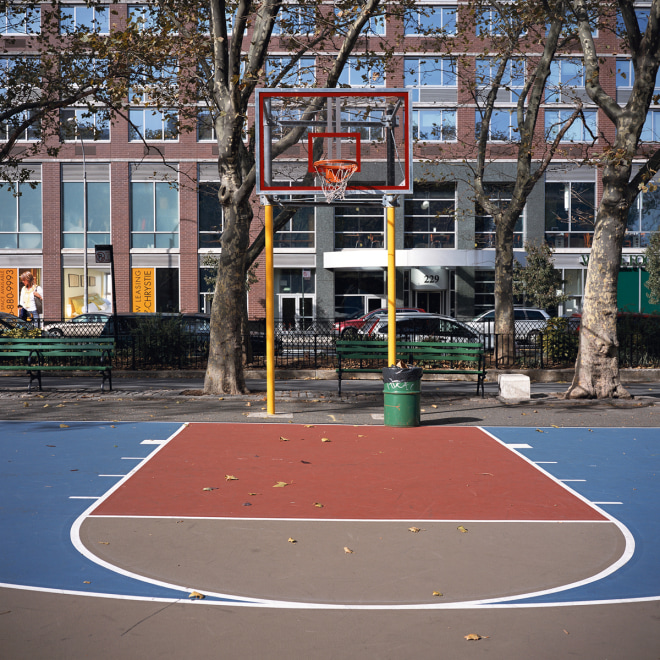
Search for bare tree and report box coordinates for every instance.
[566,0,660,398]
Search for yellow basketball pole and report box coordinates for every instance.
[264,199,275,414]
[386,199,396,366]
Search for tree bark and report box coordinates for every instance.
[494,219,516,366]
[204,200,252,395]
[566,166,631,399]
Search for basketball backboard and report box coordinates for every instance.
[255,88,412,198]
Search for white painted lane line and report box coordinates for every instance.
[592,501,623,505]
[247,412,293,418]
[141,439,166,445]
[560,479,587,482]
[69,496,100,500]
[505,443,533,449]
[535,461,558,464]
[98,474,126,478]
[371,414,384,420]
[121,457,148,460]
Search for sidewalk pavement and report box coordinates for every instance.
[0,373,658,427]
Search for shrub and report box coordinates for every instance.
[542,317,578,365]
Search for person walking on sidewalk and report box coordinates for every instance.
[18,271,43,326]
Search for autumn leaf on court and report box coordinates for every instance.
[60,424,69,428]
[357,434,365,438]
[551,425,559,428]
[457,526,468,533]
[464,634,483,641]
[225,475,238,481]
[321,437,331,443]
[344,546,354,554]
[245,402,251,407]
[536,429,544,433]
[304,425,314,428]
[273,481,289,487]
[432,404,437,409]
[202,487,216,491]
[432,591,443,597]
[314,502,324,508]
[288,537,297,543]
[408,527,422,533]
[188,591,205,600]
[280,436,289,442]
[98,541,109,545]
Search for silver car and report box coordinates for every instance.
[468,308,550,347]
[360,313,481,343]
[44,313,111,337]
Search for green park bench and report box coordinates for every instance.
[0,337,114,392]
[335,339,486,397]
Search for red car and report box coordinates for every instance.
[334,307,425,337]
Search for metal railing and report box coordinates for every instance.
[6,315,660,371]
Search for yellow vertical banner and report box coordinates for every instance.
[0,268,18,315]
[131,268,155,313]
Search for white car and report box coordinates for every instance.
[468,308,550,347]
[360,313,481,343]
[44,313,111,337]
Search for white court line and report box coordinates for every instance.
[561,479,587,482]
[98,474,126,478]
[593,502,623,505]
[535,461,558,464]
[69,496,99,500]
[141,439,166,445]
[506,443,533,449]
[121,457,148,460]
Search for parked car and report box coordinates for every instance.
[468,308,551,347]
[45,313,111,337]
[360,312,481,343]
[0,311,35,334]
[334,307,425,337]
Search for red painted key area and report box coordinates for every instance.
[93,424,606,521]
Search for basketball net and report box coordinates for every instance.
[314,159,359,203]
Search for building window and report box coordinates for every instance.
[404,5,456,35]
[545,110,597,142]
[0,177,42,249]
[63,268,112,318]
[617,8,650,36]
[335,271,385,319]
[412,109,456,141]
[475,58,525,102]
[545,181,595,248]
[474,270,495,315]
[131,267,179,312]
[62,163,110,249]
[197,110,216,141]
[61,107,110,141]
[404,185,455,248]
[128,4,160,31]
[266,56,315,87]
[338,57,385,87]
[625,181,660,247]
[334,205,384,249]
[641,110,660,143]
[198,182,223,249]
[1,5,40,34]
[130,165,179,249]
[0,110,40,141]
[129,108,178,141]
[274,206,315,248]
[476,6,523,37]
[476,109,519,142]
[546,59,585,103]
[404,57,456,102]
[60,4,108,33]
[273,5,316,35]
[475,184,523,249]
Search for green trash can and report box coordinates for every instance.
[383,366,423,427]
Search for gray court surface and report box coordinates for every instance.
[1,373,660,659]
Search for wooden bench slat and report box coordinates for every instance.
[335,339,486,398]
[0,337,114,392]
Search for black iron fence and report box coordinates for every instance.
[5,315,660,371]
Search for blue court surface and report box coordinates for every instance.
[1,421,658,608]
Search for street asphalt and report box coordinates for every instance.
[0,372,658,427]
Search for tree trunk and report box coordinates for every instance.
[204,201,252,395]
[566,172,631,399]
[494,219,516,366]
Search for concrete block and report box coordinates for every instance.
[498,374,531,401]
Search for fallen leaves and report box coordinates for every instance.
[280,436,289,442]
[321,437,331,443]
[225,475,238,481]
[432,591,443,597]
[273,481,289,487]
[464,633,486,641]
[344,546,354,554]
[202,487,216,491]
[457,525,468,533]
[314,502,324,508]
[60,423,69,428]
[288,537,297,544]
[188,591,205,600]
[408,526,422,533]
